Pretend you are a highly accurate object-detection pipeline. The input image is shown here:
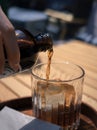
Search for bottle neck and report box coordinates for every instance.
[16,29,53,52]
[34,33,53,52]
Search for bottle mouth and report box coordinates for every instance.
[38,45,53,52]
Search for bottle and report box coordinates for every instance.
[0,28,53,78]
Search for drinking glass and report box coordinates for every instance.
[31,61,85,130]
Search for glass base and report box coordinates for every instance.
[60,121,80,130]
[60,126,79,130]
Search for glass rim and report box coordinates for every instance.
[31,61,85,83]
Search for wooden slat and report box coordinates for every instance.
[0,82,18,101]
[0,75,31,100]
[45,9,86,24]
[53,44,97,70]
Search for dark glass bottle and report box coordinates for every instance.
[0,29,53,78]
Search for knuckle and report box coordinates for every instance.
[8,53,20,65]
[8,58,20,71]
[0,31,2,38]
[4,24,15,34]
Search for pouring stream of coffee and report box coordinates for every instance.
[46,48,54,81]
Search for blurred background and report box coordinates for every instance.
[6,0,97,45]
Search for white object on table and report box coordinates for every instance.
[0,107,60,130]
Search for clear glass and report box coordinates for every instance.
[31,61,85,130]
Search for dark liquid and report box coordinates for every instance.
[46,48,53,80]
[34,81,79,129]
[17,40,38,70]
[37,103,80,128]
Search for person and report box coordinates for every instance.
[0,6,20,74]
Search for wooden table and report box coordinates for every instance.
[0,39,97,112]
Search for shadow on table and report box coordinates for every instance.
[20,118,60,130]
[20,118,97,130]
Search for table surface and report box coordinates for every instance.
[0,40,97,112]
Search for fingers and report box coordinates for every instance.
[3,26,20,71]
[0,32,5,73]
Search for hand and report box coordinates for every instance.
[0,7,20,74]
